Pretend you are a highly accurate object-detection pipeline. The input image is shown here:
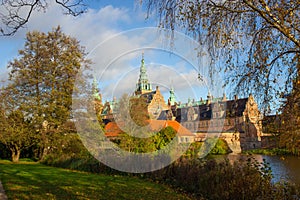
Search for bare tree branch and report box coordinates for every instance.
[268,50,300,67]
[55,0,86,16]
[0,0,87,36]
[243,0,300,48]
[141,0,300,112]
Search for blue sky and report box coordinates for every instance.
[0,0,225,104]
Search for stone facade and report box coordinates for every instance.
[160,94,263,152]
[140,86,169,119]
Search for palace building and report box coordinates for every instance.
[98,55,264,151]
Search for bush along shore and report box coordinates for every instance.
[243,148,296,156]
[41,149,300,199]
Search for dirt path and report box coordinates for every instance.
[0,181,8,200]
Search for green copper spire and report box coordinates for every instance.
[92,76,101,101]
[169,86,176,105]
[139,53,147,81]
[135,53,152,95]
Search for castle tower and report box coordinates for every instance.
[135,53,152,95]
[92,76,103,116]
[169,86,176,106]
[92,76,102,102]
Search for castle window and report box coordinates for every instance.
[181,137,184,143]
[225,119,229,126]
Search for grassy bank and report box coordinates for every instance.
[0,160,192,200]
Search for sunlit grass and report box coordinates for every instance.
[0,160,192,200]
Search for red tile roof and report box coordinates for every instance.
[105,120,195,137]
[104,121,124,137]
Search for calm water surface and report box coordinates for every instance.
[215,154,300,185]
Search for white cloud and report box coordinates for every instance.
[0,3,134,86]
[0,3,222,104]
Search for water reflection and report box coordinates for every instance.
[212,154,300,185]
[254,155,300,185]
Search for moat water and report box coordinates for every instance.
[213,154,300,185]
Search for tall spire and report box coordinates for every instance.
[92,76,101,101]
[169,85,176,106]
[140,52,147,81]
[135,53,152,95]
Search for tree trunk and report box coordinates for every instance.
[11,147,21,162]
[37,130,48,161]
[38,145,49,161]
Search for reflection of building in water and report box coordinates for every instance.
[96,54,264,151]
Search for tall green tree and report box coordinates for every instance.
[6,26,91,160]
[129,96,150,127]
[114,94,177,153]
[114,94,150,136]
[0,86,34,162]
[117,126,177,153]
[141,0,299,112]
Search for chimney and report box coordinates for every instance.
[234,94,238,101]
[222,93,227,101]
[207,92,211,100]
[206,98,211,105]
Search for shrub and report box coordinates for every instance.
[143,157,299,200]
[209,139,232,155]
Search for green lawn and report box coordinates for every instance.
[0,160,191,200]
